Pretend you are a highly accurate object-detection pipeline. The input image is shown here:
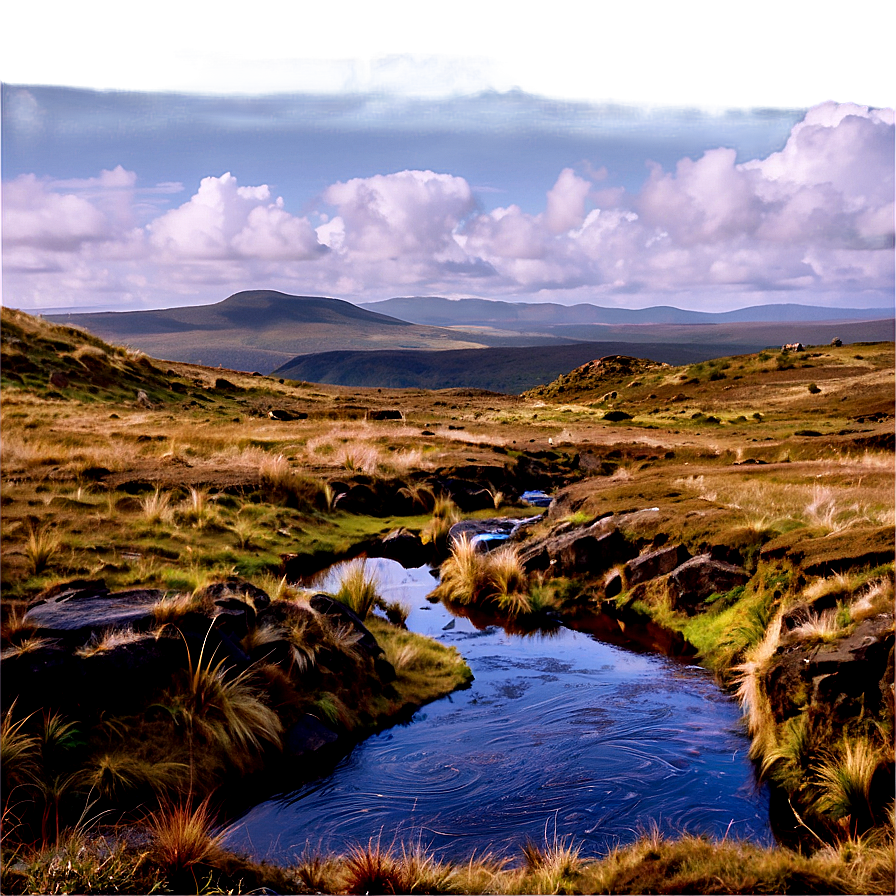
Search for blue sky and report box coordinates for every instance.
[1,2,893,313]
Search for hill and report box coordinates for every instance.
[361,296,894,328]
[273,341,765,393]
[45,290,569,374]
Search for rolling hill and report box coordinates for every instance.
[273,341,767,393]
[45,290,571,374]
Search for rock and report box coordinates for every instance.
[367,409,404,421]
[603,410,632,422]
[25,585,165,643]
[517,519,636,578]
[198,578,271,611]
[332,482,379,514]
[214,377,238,391]
[368,528,428,567]
[625,544,691,588]
[666,555,749,615]
[604,569,623,598]
[309,594,383,660]
[284,713,342,758]
[135,390,153,409]
[49,371,69,389]
[268,408,307,421]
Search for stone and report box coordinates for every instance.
[368,528,428,567]
[49,371,69,389]
[367,409,404,421]
[24,582,165,642]
[136,390,153,409]
[199,577,271,611]
[625,544,691,588]
[666,554,749,615]
[268,408,307,421]
[517,519,636,578]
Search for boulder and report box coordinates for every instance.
[368,528,428,567]
[136,390,153,409]
[25,582,163,643]
[625,544,691,588]
[367,409,404,421]
[517,520,636,578]
[49,371,69,389]
[666,554,749,615]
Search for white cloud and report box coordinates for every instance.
[2,102,892,310]
[148,173,323,261]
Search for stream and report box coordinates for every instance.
[222,559,771,863]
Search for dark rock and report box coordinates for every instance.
[518,520,636,578]
[367,409,404,421]
[368,528,428,567]
[332,482,379,514]
[604,569,623,598]
[309,594,382,660]
[199,578,271,611]
[284,713,342,759]
[49,371,70,389]
[625,544,691,588]
[214,377,238,391]
[25,586,165,643]
[603,410,632,422]
[577,452,618,476]
[666,555,749,615]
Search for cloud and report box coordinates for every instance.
[148,172,323,261]
[2,102,892,310]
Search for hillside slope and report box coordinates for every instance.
[274,341,770,392]
[45,290,540,374]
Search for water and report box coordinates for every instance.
[222,560,771,864]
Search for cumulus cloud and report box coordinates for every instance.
[148,172,323,261]
[2,102,892,310]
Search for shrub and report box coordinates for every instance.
[808,383,822,394]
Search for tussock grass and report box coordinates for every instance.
[140,488,173,525]
[86,752,187,802]
[23,524,60,576]
[813,736,888,836]
[790,609,842,644]
[1,703,39,796]
[434,539,534,619]
[160,643,283,767]
[148,796,223,881]
[334,559,380,619]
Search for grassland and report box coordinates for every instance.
[1,305,893,893]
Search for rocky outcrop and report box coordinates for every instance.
[665,554,749,615]
[517,518,637,577]
[625,544,691,588]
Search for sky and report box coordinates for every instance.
[1,1,894,314]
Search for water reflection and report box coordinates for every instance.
[222,559,770,863]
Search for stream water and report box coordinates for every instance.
[222,559,771,864]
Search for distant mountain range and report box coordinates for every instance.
[360,296,893,328]
[46,290,894,381]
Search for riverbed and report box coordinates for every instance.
[222,559,771,863]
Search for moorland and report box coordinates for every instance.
[1,304,894,894]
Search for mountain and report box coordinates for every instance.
[273,341,767,394]
[360,296,894,329]
[46,291,566,374]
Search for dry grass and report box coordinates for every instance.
[147,796,223,880]
[334,559,380,619]
[140,488,174,525]
[813,736,888,835]
[75,627,146,658]
[23,524,60,576]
